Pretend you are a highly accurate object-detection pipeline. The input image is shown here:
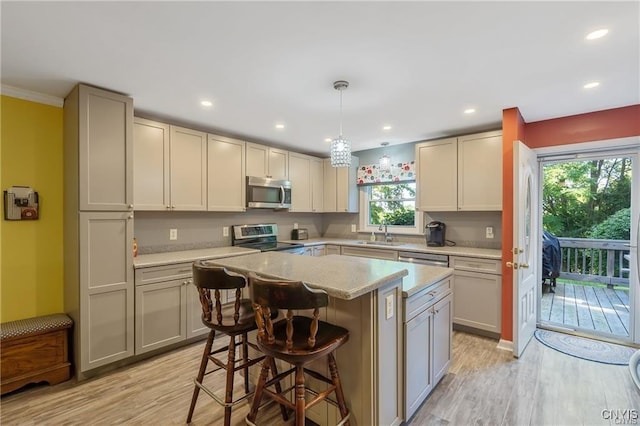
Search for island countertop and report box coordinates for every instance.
[207,252,409,300]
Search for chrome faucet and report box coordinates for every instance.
[378,222,392,242]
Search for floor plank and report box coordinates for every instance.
[574,284,595,330]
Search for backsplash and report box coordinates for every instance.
[134,210,501,254]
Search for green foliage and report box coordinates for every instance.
[543,158,631,238]
[588,207,631,240]
[369,183,416,226]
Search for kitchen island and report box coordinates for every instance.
[207,252,453,425]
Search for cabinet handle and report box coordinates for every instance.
[128,214,134,219]
[171,205,176,209]
[166,205,171,210]
[177,269,192,274]
[128,204,134,210]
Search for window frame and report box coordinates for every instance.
[358,183,424,235]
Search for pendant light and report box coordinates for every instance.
[379,142,391,171]
[330,80,352,167]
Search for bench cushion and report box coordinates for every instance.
[1,313,72,342]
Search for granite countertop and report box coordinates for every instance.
[339,255,453,298]
[134,247,260,268]
[206,252,410,300]
[281,237,502,260]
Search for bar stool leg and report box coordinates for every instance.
[269,357,289,421]
[328,352,350,426]
[242,333,250,394]
[223,336,237,426]
[294,365,306,426]
[186,329,215,423]
[246,358,272,424]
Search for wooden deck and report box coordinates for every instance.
[540,281,630,338]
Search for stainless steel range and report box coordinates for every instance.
[231,223,305,254]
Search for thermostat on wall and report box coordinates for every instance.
[4,186,39,220]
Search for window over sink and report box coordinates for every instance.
[359,182,424,235]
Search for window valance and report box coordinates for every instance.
[357,161,415,185]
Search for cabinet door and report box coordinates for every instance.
[133,118,170,210]
[457,131,502,210]
[415,138,457,211]
[452,270,502,333]
[312,245,326,256]
[404,309,432,420]
[207,135,246,212]
[78,85,133,211]
[246,142,268,177]
[323,159,337,212]
[170,126,207,210]
[135,278,187,354]
[311,157,324,212]
[79,212,134,372]
[432,293,452,384]
[326,245,341,256]
[288,153,312,212]
[187,280,209,338]
[268,148,289,180]
[336,156,359,213]
[303,247,314,256]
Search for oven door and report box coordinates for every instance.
[246,176,292,209]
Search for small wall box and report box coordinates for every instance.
[4,186,39,220]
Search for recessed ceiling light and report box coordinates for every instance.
[324,138,332,143]
[383,125,392,130]
[586,29,608,40]
[275,124,285,129]
[200,100,212,107]
[464,108,476,114]
[583,81,600,89]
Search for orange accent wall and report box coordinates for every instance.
[501,104,640,343]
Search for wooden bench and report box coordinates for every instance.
[1,313,73,394]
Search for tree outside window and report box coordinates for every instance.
[368,183,416,226]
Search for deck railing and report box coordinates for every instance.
[556,237,631,288]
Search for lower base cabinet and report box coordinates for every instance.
[403,279,452,421]
[134,262,208,355]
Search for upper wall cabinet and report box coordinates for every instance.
[288,152,324,212]
[133,119,207,211]
[207,134,246,212]
[246,142,288,180]
[67,84,134,211]
[415,131,502,212]
[323,157,359,213]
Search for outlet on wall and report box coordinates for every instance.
[293,223,299,230]
[351,224,357,233]
[385,294,394,320]
[223,226,229,237]
[169,228,178,240]
[485,226,494,239]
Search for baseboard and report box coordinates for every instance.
[497,339,513,352]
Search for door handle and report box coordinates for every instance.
[280,186,285,205]
[520,263,530,269]
[506,261,519,269]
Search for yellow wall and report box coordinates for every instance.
[1,95,64,322]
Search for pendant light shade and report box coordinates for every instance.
[330,80,352,167]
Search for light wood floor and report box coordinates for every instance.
[2,331,639,425]
[540,282,630,337]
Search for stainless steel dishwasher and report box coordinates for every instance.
[398,251,449,267]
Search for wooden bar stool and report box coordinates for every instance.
[186,261,288,425]
[246,273,351,426]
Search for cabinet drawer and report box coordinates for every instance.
[135,262,193,286]
[340,246,398,261]
[450,256,501,275]
[404,278,451,321]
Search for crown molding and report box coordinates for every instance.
[1,84,64,108]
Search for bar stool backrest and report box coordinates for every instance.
[192,261,248,327]
[249,272,328,350]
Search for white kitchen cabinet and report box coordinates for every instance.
[207,134,246,212]
[326,245,341,256]
[340,246,398,260]
[170,126,207,211]
[68,84,134,211]
[289,153,324,212]
[415,131,502,212]
[64,84,135,379]
[403,278,452,421]
[132,120,207,211]
[451,256,502,335]
[133,118,170,210]
[134,262,209,355]
[312,245,326,256]
[323,157,359,213]
[457,131,502,210]
[246,142,288,180]
[78,211,135,372]
[303,247,314,256]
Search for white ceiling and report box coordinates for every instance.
[2,1,638,156]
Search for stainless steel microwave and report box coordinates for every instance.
[246,176,292,209]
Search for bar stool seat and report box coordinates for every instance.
[186,261,287,425]
[246,273,351,426]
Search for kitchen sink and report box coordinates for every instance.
[356,241,403,246]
